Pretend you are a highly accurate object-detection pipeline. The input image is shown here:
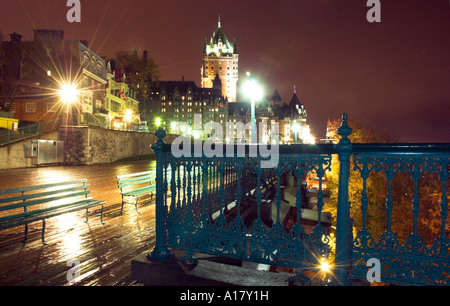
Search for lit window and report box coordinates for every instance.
[46,102,56,112]
[26,102,36,113]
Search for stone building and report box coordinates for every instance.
[201,17,239,102]
[104,59,140,130]
[0,29,108,126]
[141,80,227,138]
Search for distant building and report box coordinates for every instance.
[201,17,239,102]
[104,59,140,130]
[141,80,227,137]
[227,88,311,144]
[0,29,108,126]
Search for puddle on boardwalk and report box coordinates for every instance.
[0,160,156,193]
[0,160,157,267]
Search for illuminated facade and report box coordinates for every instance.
[201,18,238,102]
[142,80,227,136]
[0,29,108,126]
[105,61,140,130]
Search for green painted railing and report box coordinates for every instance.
[149,114,449,286]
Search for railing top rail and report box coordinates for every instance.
[160,143,337,155]
[159,140,449,158]
[353,143,450,156]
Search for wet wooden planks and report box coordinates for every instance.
[0,201,157,286]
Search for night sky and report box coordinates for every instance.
[0,0,448,143]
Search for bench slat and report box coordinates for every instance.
[0,199,105,228]
[0,198,96,222]
[0,179,87,196]
[0,184,90,205]
[0,179,106,244]
[118,176,153,188]
[0,190,90,212]
[116,171,155,180]
[122,185,155,197]
[118,174,153,183]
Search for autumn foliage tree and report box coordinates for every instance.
[325,117,448,246]
[114,49,160,103]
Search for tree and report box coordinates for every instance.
[114,49,160,103]
[325,117,397,241]
[326,117,448,246]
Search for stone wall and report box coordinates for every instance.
[0,131,59,170]
[0,127,178,169]
[59,126,178,165]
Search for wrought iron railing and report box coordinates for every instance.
[149,114,449,286]
[0,118,62,146]
[350,143,449,285]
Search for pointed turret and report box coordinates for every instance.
[201,16,239,102]
[287,91,306,119]
[271,89,283,105]
[205,16,236,56]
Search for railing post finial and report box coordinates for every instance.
[333,113,353,285]
[337,113,352,145]
[154,126,167,146]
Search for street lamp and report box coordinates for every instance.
[292,122,300,144]
[243,72,263,143]
[125,109,132,130]
[155,117,162,129]
[59,83,78,104]
[58,83,78,125]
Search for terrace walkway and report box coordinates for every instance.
[0,160,158,286]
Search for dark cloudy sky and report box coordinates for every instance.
[0,0,449,142]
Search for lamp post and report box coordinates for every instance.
[292,121,300,144]
[243,72,263,144]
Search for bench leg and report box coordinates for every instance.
[100,204,105,225]
[41,220,47,245]
[85,208,89,222]
[22,224,28,243]
[120,195,125,214]
[135,196,140,214]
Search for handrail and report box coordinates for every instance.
[149,113,449,286]
[353,143,450,156]
[162,142,337,155]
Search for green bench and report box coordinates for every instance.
[0,179,105,244]
[116,171,156,214]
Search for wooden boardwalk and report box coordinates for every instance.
[0,203,156,286]
[0,161,158,286]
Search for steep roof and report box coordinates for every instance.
[271,88,282,102]
[148,80,224,101]
[286,93,306,118]
[204,17,236,56]
[228,102,251,116]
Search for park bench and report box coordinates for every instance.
[117,171,156,214]
[0,179,105,244]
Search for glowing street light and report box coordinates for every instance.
[292,122,300,144]
[125,109,132,122]
[59,83,78,104]
[155,117,162,128]
[243,72,263,143]
[58,83,78,125]
[320,257,331,273]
